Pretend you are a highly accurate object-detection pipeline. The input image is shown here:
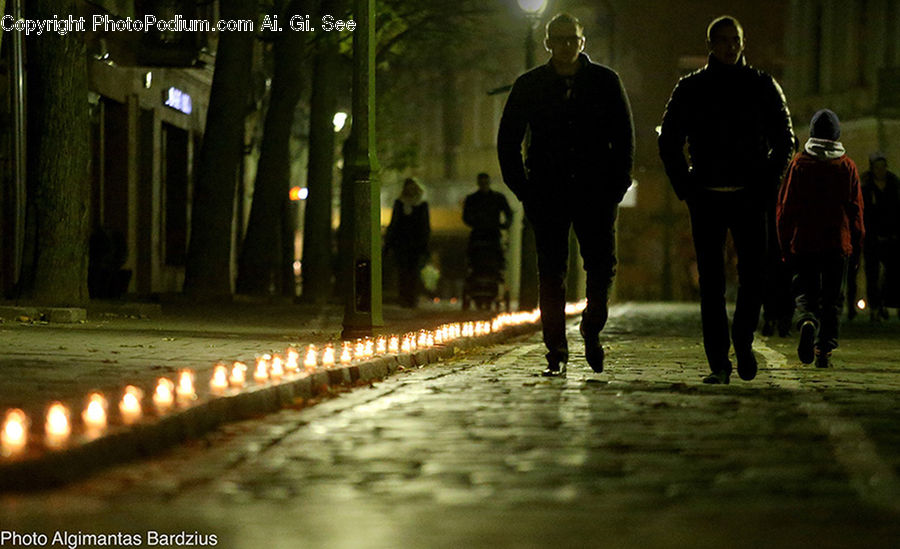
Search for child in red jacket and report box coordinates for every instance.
[777,109,864,367]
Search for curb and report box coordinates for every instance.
[0,306,87,323]
[0,322,539,491]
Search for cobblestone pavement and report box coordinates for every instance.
[2,304,899,549]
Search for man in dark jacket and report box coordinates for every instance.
[498,12,634,377]
[463,173,512,283]
[858,153,900,320]
[658,15,794,384]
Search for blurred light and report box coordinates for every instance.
[45,402,71,448]
[333,111,348,132]
[517,0,547,14]
[176,370,196,402]
[289,186,308,201]
[82,393,108,434]
[270,356,284,380]
[2,409,28,457]
[857,299,867,310]
[655,125,662,136]
[210,363,229,394]
[153,378,175,411]
[119,386,143,425]
[143,71,153,89]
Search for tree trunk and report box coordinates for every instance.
[235,3,306,296]
[301,5,342,303]
[0,0,7,53]
[19,0,90,306]
[182,1,255,299]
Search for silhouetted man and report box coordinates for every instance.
[498,12,634,377]
[659,15,794,384]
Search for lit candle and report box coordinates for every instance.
[176,370,196,403]
[354,339,365,359]
[119,386,143,424]
[363,338,374,358]
[153,378,175,411]
[81,393,108,434]
[401,336,411,354]
[375,336,387,355]
[426,333,435,347]
[45,402,71,449]
[434,329,444,345]
[304,345,318,371]
[1,409,28,457]
[388,336,399,354]
[285,348,300,372]
[270,355,284,380]
[254,355,270,383]
[322,344,335,367]
[340,342,352,365]
[417,331,428,348]
[210,363,229,394]
[230,361,247,387]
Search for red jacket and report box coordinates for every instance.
[776,149,864,259]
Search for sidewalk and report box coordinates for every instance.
[0,299,543,489]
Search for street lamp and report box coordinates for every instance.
[516,0,547,310]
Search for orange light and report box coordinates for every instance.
[176,370,196,402]
[45,402,71,448]
[210,363,229,394]
[254,355,270,383]
[322,344,335,367]
[119,386,143,425]
[153,378,175,411]
[285,348,300,372]
[82,393,108,434]
[270,355,284,380]
[2,409,29,457]
[230,361,247,387]
[289,186,308,201]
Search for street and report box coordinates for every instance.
[2,303,899,548]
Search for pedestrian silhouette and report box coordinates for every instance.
[658,15,795,384]
[498,12,634,377]
[462,173,512,310]
[776,109,864,368]
[384,178,430,308]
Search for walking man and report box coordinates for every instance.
[498,12,634,377]
[658,15,794,384]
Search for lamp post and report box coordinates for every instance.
[341,0,382,338]
[515,0,547,310]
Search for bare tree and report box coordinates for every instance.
[182,1,256,298]
[235,0,308,296]
[18,0,91,305]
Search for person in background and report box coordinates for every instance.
[384,178,430,308]
[856,152,900,321]
[777,109,864,368]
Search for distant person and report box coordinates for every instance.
[856,152,900,321]
[777,109,864,368]
[498,12,634,377]
[384,178,430,308]
[462,173,512,308]
[659,15,794,384]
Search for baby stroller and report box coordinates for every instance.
[462,237,509,311]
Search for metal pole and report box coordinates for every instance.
[11,0,26,285]
[341,0,382,338]
[518,19,539,310]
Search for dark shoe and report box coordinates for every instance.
[814,349,831,368]
[541,361,567,377]
[798,321,816,364]
[702,370,730,385]
[736,347,758,381]
[580,323,604,373]
[761,320,775,336]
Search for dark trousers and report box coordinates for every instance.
[396,255,423,308]
[688,191,767,373]
[527,199,618,364]
[792,254,847,353]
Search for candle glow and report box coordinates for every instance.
[322,344,335,367]
[176,370,196,402]
[254,356,270,383]
[45,402,71,448]
[153,378,175,411]
[1,409,28,457]
[270,355,284,380]
[285,348,300,372]
[304,345,318,371]
[388,336,399,353]
[340,342,352,364]
[210,363,229,394]
[376,336,387,354]
[81,393,108,433]
[119,386,143,425]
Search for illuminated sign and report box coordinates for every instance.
[163,87,192,115]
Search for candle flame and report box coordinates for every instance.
[375,336,387,355]
[230,361,247,387]
[1,409,28,457]
[82,393,108,433]
[270,355,284,380]
[388,336,400,354]
[254,355,270,383]
[153,378,175,411]
[322,344,335,367]
[45,402,71,448]
[354,339,365,359]
[210,363,229,394]
[340,342,352,365]
[304,345,318,370]
[285,348,300,372]
[119,386,143,425]
[176,370,196,402]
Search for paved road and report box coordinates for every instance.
[2,304,899,548]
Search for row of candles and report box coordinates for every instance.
[1,305,582,459]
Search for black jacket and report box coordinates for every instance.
[497,53,634,204]
[860,170,900,244]
[463,190,512,240]
[658,55,794,201]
